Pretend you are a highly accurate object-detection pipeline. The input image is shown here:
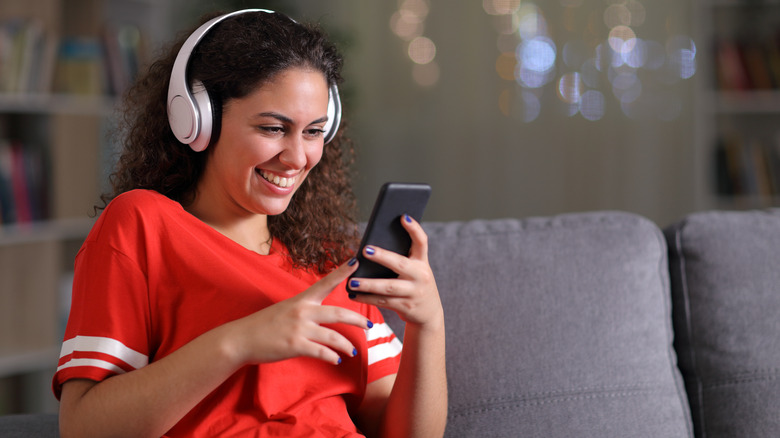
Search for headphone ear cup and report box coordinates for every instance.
[323,84,341,144]
[188,80,213,152]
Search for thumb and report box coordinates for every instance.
[301,258,358,304]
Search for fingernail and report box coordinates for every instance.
[337,357,342,365]
[404,214,412,223]
[365,246,375,256]
[349,279,360,289]
[367,320,374,329]
[348,293,357,299]
[352,348,357,357]
[348,257,357,266]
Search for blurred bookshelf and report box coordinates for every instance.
[696,0,780,209]
[0,0,166,414]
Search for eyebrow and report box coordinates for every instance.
[255,112,328,125]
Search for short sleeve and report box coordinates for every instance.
[52,228,153,399]
[364,305,402,383]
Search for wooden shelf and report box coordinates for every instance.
[0,347,59,378]
[708,90,780,114]
[0,217,94,247]
[0,0,168,415]
[709,0,780,7]
[696,0,780,209]
[0,93,118,116]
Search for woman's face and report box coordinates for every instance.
[205,67,330,218]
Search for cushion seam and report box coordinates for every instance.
[448,385,678,419]
[672,221,705,438]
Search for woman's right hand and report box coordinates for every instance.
[222,259,372,367]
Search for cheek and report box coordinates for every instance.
[306,144,325,170]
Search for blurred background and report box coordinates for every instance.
[1,0,778,414]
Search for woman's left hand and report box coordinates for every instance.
[348,215,443,328]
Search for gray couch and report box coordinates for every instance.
[2,209,778,437]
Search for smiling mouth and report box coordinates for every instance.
[257,169,297,188]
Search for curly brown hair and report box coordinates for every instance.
[104,10,359,273]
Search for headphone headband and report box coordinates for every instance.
[167,9,342,152]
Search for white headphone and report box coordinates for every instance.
[167,9,342,152]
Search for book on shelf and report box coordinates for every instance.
[714,33,780,91]
[714,134,780,200]
[715,39,751,91]
[0,18,58,95]
[101,22,145,96]
[0,17,146,97]
[0,140,49,226]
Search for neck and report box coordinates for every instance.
[185,194,273,256]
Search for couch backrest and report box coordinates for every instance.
[383,211,693,437]
[665,209,780,438]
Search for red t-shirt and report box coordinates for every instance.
[53,189,401,437]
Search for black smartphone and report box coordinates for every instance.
[349,182,432,287]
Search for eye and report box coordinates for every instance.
[304,128,326,139]
[259,126,285,136]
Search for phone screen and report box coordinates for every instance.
[349,182,431,283]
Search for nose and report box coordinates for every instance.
[278,135,308,169]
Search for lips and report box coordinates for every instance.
[257,169,297,188]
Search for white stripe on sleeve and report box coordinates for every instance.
[56,358,128,374]
[367,337,403,365]
[366,322,395,342]
[59,335,149,370]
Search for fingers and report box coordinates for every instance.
[294,260,371,364]
[400,214,429,261]
[296,304,373,364]
[302,257,359,304]
[304,324,359,364]
[348,216,441,325]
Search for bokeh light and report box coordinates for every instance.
[499,88,542,122]
[408,36,436,64]
[603,4,631,29]
[580,90,605,121]
[412,62,440,87]
[558,72,583,104]
[496,52,517,81]
[486,0,696,122]
[390,0,440,86]
[483,0,523,16]
[390,11,424,41]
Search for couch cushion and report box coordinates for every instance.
[665,209,780,438]
[0,414,59,437]
[383,212,692,437]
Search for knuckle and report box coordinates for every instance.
[290,306,307,321]
[333,307,348,320]
[396,257,411,273]
[317,346,334,362]
[285,336,304,354]
[327,331,343,346]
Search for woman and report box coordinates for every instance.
[53,10,446,438]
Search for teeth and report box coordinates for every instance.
[259,170,295,188]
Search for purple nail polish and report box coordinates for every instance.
[348,257,357,266]
[337,357,342,365]
[352,348,357,357]
[367,320,374,329]
[349,279,360,289]
[365,246,375,256]
[404,214,412,223]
